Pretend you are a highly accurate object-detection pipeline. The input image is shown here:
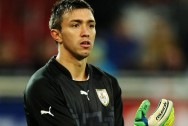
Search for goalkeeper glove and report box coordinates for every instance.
[134,99,174,126]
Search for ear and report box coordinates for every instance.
[50,29,63,44]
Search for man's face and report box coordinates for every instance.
[59,9,96,60]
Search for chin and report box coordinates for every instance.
[82,53,90,59]
[82,51,90,57]
[75,53,90,60]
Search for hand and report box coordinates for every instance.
[134,100,150,126]
[134,99,174,126]
[148,99,174,126]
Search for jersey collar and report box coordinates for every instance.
[48,56,90,80]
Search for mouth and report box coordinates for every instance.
[80,41,91,48]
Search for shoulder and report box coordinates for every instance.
[89,64,122,99]
[24,65,53,96]
[24,65,64,107]
[89,64,118,84]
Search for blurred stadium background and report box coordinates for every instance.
[0,0,188,125]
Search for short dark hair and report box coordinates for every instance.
[49,0,94,30]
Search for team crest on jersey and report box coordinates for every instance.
[96,89,109,106]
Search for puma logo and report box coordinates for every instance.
[40,106,54,117]
[80,90,90,100]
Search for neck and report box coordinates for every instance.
[56,53,88,81]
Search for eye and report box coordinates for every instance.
[89,23,96,28]
[71,23,80,28]
[90,24,95,28]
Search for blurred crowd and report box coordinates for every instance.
[0,0,188,75]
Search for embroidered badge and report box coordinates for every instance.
[96,89,109,106]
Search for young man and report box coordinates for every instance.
[24,0,124,126]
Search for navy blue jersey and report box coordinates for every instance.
[24,56,124,126]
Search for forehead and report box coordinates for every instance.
[62,9,95,23]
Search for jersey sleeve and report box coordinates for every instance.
[111,77,124,126]
[24,76,75,126]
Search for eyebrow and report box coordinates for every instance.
[70,19,96,24]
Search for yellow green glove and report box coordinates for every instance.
[134,99,174,126]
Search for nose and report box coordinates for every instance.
[80,26,90,37]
